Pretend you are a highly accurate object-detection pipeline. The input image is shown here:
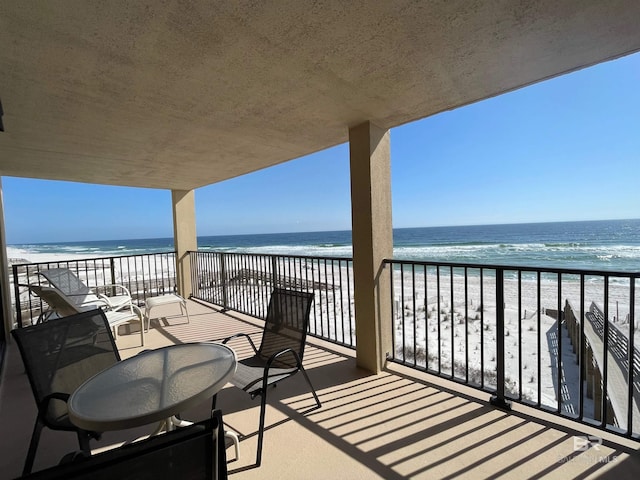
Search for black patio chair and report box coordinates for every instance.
[219,288,321,466]
[11,309,121,475]
[18,410,228,480]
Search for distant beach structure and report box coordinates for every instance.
[8,258,28,265]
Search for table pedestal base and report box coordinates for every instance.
[150,416,193,435]
[150,416,240,460]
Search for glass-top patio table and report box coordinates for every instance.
[68,343,237,433]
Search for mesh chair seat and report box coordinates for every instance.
[231,361,298,395]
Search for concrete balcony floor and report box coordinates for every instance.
[1,299,639,479]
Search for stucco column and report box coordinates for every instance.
[349,121,393,374]
[171,190,197,299]
[0,178,12,341]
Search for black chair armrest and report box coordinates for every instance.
[39,393,101,441]
[222,333,259,355]
[265,348,302,370]
[261,348,302,387]
[38,392,71,413]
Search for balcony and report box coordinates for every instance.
[3,4,640,477]
[3,276,640,478]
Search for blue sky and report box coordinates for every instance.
[3,52,639,244]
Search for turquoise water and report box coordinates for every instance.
[8,219,640,272]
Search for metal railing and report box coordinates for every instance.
[189,251,355,348]
[384,259,640,439]
[11,248,640,439]
[12,252,177,327]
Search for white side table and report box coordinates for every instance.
[144,294,191,332]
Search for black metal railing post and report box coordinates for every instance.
[188,251,196,298]
[219,253,228,311]
[602,276,610,427]
[490,268,512,410]
[13,265,22,328]
[271,256,278,289]
[109,257,117,297]
[627,277,635,435]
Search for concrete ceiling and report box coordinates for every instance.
[1,1,639,191]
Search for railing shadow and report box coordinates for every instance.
[138,302,640,478]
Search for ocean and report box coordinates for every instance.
[7,219,640,272]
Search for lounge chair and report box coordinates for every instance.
[11,309,121,476]
[218,288,321,466]
[29,285,145,346]
[37,268,132,312]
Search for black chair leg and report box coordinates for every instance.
[252,369,320,467]
[299,365,321,408]
[23,418,44,475]
[256,391,268,467]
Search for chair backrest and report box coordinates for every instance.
[20,412,227,480]
[38,268,98,306]
[11,309,121,428]
[258,289,314,367]
[29,285,84,317]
